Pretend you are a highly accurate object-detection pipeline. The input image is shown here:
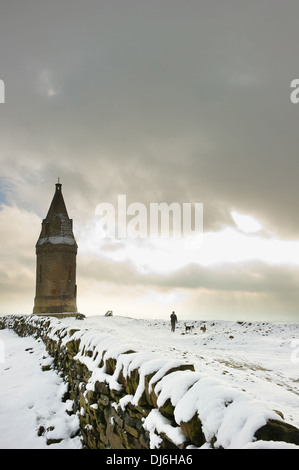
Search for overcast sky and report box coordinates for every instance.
[1,0,299,321]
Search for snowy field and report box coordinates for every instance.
[0,315,298,449]
[74,316,299,429]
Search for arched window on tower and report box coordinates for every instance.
[68,265,72,282]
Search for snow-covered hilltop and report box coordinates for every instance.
[0,314,298,449]
[66,315,299,431]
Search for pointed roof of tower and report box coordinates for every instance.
[45,182,69,221]
[36,182,77,247]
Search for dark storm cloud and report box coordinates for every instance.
[78,253,299,296]
[1,0,298,236]
[1,1,299,319]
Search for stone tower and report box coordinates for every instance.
[33,181,78,316]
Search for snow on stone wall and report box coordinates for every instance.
[1,314,298,449]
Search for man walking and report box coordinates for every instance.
[170,311,178,332]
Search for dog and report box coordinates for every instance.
[200,325,206,333]
[184,322,194,333]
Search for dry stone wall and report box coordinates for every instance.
[1,314,299,449]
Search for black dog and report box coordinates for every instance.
[184,322,194,333]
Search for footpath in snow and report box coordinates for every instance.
[0,328,81,449]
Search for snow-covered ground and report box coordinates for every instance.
[0,328,82,449]
[0,315,298,449]
[66,315,299,430]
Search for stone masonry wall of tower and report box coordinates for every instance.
[33,182,78,316]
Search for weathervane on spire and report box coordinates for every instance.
[58,177,60,184]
